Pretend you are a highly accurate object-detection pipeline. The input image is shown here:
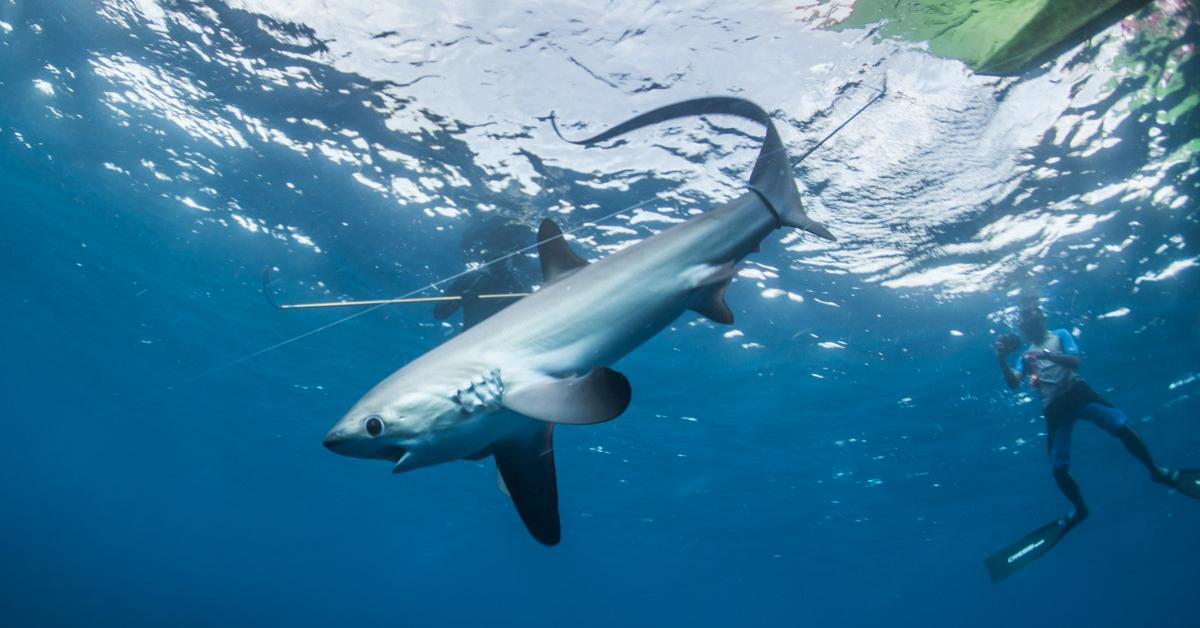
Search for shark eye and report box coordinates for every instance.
[364,416,383,437]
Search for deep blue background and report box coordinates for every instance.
[2,2,1198,627]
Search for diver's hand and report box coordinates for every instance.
[995,333,1021,356]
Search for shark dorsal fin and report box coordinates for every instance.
[537,219,588,283]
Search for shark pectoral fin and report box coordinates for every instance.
[494,424,559,546]
[692,280,734,324]
[504,367,632,425]
[537,219,589,283]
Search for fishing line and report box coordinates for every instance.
[793,78,886,163]
[167,79,887,390]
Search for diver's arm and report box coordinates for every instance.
[1029,349,1080,370]
[1033,329,1082,370]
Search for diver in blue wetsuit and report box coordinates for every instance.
[995,297,1196,528]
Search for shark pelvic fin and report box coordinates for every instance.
[692,280,734,324]
[494,424,559,546]
[504,367,632,425]
[685,262,735,324]
[537,219,589,284]
[551,97,835,241]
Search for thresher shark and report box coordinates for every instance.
[269,95,881,545]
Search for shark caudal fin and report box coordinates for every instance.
[551,97,835,241]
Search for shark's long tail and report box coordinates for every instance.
[550,97,835,241]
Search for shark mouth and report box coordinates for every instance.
[376,445,407,463]
[390,448,413,472]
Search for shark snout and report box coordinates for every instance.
[322,428,350,453]
[323,425,409,462]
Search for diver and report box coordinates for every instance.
[994,295,1200,529]
[983,294,1200,582]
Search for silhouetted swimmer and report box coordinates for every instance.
[433,218,536,330]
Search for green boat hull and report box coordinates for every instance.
[838,0,1155,76]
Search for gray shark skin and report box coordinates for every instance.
[323,97,834,546]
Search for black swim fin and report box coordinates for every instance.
[1169,469,1200,499]
[984,514,1083,583]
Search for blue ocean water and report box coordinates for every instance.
[1,1,1198,627]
